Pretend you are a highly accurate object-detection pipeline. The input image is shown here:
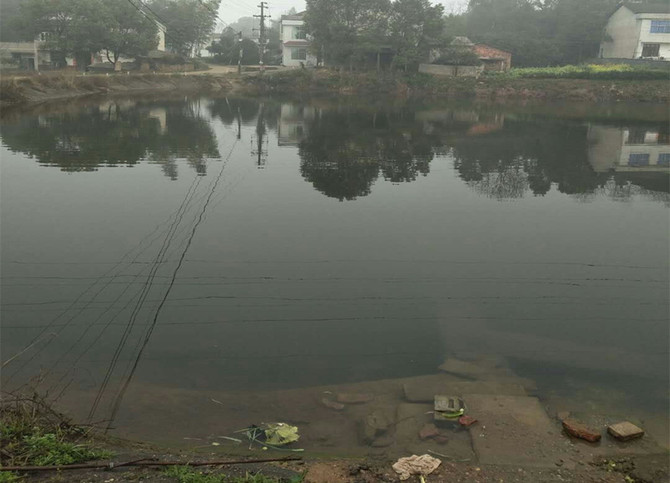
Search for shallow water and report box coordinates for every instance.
[1,96,668,454]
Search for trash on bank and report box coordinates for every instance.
[236,423,304,452]
[434,396,465,423]
[392,454,442,481]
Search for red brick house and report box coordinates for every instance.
[472,44,512,72]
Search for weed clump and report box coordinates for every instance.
[0,393,112,468]
[163,466,302,483]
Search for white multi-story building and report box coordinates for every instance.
[600,3,670,60]
[280,12,317,67]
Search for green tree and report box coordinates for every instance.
[148,0,221,57]
[389,0,444,70]
[19,0,108,67]
[0,0,30,41]
[304,0,391,69]
[101,0,159,64]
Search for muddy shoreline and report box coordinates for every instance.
[0,72,235,106]
[2,68,669,107]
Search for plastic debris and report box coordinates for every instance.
[236,423,303,451]
[392,454,442,481]
[434,396,466,422]
[263,423,300,446]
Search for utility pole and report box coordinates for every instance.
[253,2,268,73]
[237,31,243,74]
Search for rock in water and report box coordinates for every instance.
[418,423,440,440]
[336,393,374,404]
[321,397,345,411]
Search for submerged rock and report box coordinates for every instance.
[336,393,374,404]
[418,423,440,440]
[458,415,478,427]
[360,410,391,443]
[320,397,345,411]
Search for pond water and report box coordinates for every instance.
[1,96,668,456]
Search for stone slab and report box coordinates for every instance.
[465,394,564,467]
[395,403,474,461]
[608,421,645,441]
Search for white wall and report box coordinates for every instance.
[601,7,641,59]
[280,19,316,66]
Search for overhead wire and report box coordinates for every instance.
[105,137,240,430]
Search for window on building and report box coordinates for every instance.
[650,20,670,33]
[628,153,650,166]
[658,153,670,167]
[627,129,647,144]
[641,43,660,57]
[293,26,306,40]
[658,130,669,144]
[291,48,307,60]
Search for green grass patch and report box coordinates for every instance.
[0,394,113,468]
[163,466,304,483]
[490,64,669,80]
[0,472,22,483]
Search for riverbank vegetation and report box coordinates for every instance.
[242,68,670,103]
[0,394,112,480]
[497,63,670,80]
[302,0,653,71]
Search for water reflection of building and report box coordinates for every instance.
[587,125,670,172]
[277,104,318,146]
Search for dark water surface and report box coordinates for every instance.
[1,96,668,453]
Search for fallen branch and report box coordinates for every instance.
[0,456,302,472]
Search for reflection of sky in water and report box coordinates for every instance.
[1,97,668,447]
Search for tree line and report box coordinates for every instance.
[0,0,220,67]
[303,0,628,69]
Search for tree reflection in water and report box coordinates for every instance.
[2,97,667,203]
[0,99,219,179]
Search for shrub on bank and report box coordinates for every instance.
[492,64,669,80]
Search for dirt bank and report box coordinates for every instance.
[0,72,235,106]
[240,69,670,103]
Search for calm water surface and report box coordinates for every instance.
[1,97,668,454]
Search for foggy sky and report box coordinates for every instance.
[217,0,468,27]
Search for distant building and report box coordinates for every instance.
[600,3,670,60]
[472,44,512,72]
[280,12,317,67]
[0,33,81,71]
[0,18,166,71]
[429,37,512,72]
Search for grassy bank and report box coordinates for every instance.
[241,68,670,103]
[0,393,305,483]
[0,71,233,105]
[0,394,112,482]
